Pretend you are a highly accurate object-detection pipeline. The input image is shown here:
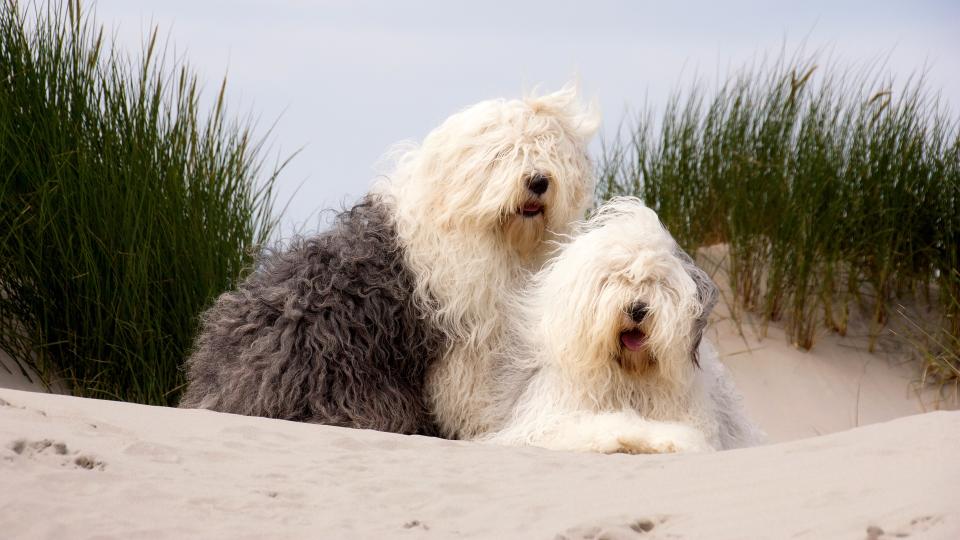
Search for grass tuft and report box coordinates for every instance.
[600,52,960,381]
[0,0,285,405]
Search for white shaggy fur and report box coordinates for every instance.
[373,85,600,439]
[479,197,763,453]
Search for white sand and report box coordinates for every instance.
[694,244,956,443]
[1,387,957,539]
[709,314,952,443]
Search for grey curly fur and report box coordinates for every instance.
[675,246,719,367]
[179,196,446,435]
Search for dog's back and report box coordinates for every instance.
[179,197,445,435]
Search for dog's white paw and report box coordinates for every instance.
[612,422,715,455]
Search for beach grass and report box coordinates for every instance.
[0,0,284,405]
[599,53,959,383]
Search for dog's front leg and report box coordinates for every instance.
[488,409,716,455]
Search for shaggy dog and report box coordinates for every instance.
[474,197,762,452]
[179,86,599,436]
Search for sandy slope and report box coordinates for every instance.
[694,243,956,443]
[708,314,952,443]
[1,388,957,539]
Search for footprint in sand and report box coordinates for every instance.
[122,441,182,464]
[10,439,68,456]
[403,520,430,531]
[6,438,106,471]
[865,515,945,539]
[556,516,666,540]
[73,455,106,470]
[0,397,44,416]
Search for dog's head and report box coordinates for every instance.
[384,84,599,260]
[531,197,718,386]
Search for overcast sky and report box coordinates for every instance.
[92,0,960,237]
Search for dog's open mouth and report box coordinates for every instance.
[519,201,544,217]
[619,329,646,351]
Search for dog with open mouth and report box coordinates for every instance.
[180,85,599,437]
[478,197,762,453]
[404,86,601,439]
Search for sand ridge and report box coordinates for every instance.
[1,388,957,539]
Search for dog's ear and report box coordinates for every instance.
[674,246,719,368]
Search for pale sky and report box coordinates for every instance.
[92,0,960,237]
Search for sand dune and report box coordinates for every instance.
[708,313,951,443]
[1,387,957,539]
[694,243,956,444]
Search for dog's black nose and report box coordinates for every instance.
[629,302,648,324]
[527,174,549,195]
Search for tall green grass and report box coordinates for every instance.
[0,1,284,405]
[600,54,959,380]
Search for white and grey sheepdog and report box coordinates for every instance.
[467,197,762,452]
[179,86,599,436]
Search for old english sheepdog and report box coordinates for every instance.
[179,86,599,436]
[476,197,762,453]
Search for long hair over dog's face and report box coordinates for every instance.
[375,86,600,350]
[529,198,718,391]
[385,85,599,261]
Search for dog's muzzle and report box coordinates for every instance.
[620,301,649,351]
[518,174,549,217]
[527,174,549,195]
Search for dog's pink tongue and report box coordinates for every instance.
[620,330,646,351]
